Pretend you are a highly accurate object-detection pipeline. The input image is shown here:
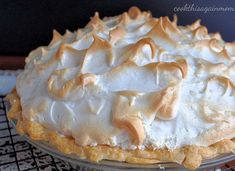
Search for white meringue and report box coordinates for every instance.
[16,7,235,150]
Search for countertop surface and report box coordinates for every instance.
[0,56,25,70]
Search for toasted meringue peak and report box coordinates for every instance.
[154,83,181,120]
[119,7,151,26]
[47,69,76,99]
[109,27,126,44]
[50,30,62,45]
[147,17,179,49]
[172,14,178,26]
[162,16,182,40]
[209,39,223,53]
[193,26,208,39]
[128,6,142,19]
[188,19,201,30]
[77,73,96,87]
[128,38,156,63]
[119,12,131,25]
[87,12,105,31]
[16,6,235,150]
[92,34,111,50]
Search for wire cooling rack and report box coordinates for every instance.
[0,95,235,171]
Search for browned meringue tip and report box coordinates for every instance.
[47,71,97,99]
[193,26,208,39]
[50,29,62,45]
[34,44,67,72]
[131,37,156,59]
[109,27,126,44]
[218,48,230,59]
[81,34,114,67]
[128,6,141,19]
[194,39,232,60]
[55,44,67,59]
[146,17,179,48]
[119,6,151,25]
[188,19,201,30]
[119,12,131,25]
[209,39,223,53]
[162,16,181,36]
[87,12,105,31]
[47,75,75,99]
[172,14,178,26]
[77,73,96,87]
[154,84,181,120]
[90,34,112,52]
[147,60,188,79]
[112,95,146,145]
[113,115,145,145]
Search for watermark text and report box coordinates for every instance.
[174,3,235,13]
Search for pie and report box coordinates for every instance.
[7,6,235,169]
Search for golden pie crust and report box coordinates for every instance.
[6,90,235,170]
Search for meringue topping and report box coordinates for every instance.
[16,7,235,150]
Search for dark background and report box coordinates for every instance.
[0,0,235,56]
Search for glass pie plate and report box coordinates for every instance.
[9,119,235,171]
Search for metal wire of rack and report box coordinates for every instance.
[0,95,235,171]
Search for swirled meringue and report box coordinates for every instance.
[16,7,235,150]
